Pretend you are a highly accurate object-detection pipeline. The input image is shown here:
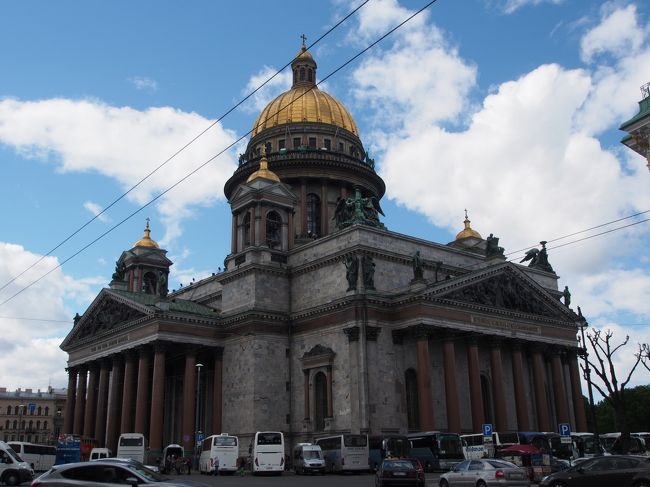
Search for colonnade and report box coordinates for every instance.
[412,328,588,433]
[63,343,224,457]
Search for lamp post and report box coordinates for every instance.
[578,307,601,451]
[18,404,25,441]
[195,363,204,469]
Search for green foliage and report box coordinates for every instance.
[595,385,650,433]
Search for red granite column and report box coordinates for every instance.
[83,364,99,438]
[415,326,434,431]
[73,367,87,435]
[149,344,166,453]
[326,365,333,417]
[511,343,530,431]
[321,179,328,236]
[231,213,238,253]
[300,179,307,236]
[106,355,124,453]
[551,349,569,425]
[182,351,197,453]
[63,368,77,434]
[135,348,151,435]
[466,338,484,432]
[303,370,310,420]
[212,348,223,434]
[532,347,551,431]
[442,334,461,432]
[121,352,137,433]
[94,359,110,446]
[490,340,507,432]
[567,350,588,431]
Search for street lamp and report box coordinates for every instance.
[195,363,204,469]
[18,405,25,441]
[577,307,601,451]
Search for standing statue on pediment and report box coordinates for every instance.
[361,255,376,290]
[486,233,505,257]
[345,256,358,291]
[112,260,126,281]
[562,286,571,306]
[158,271,168,298]
[412,250,424,280]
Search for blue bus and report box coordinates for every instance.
[407,431,464,472]
[368,435,410,471]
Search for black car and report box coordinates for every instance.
[539,455,650,487]
[375,458,425,487]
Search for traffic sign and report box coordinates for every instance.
[559,423,571,436]
[482,423,493,437]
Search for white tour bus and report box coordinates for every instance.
[199,433,239,475]
[251,431,284,474]
[7,442,56,472]
[116,433,147,463]
[315,434,369,473]
[461,432,520,459]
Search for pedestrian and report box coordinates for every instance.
[213,456,219,476]
[186,457,191,474]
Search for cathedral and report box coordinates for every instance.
[60,45,586,460]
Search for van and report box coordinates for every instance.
[89,447,112,461]
[293,443,325,474]
[0,440,34,486]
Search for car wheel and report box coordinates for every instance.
[439,480,449,487]
[4,472,20,486]
[477,481,487,487]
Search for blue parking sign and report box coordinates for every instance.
[482,423,493,437]
[559,423,571,436]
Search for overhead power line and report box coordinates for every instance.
[0,0,372,297]
[0,0,441,309]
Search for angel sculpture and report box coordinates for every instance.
[520,248,539,267]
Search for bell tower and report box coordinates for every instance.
[109,220,172,297]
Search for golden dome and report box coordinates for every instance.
[251,85,359,137]
[247,149,280,183]
[455,211,482,240]
[133,220,160,248]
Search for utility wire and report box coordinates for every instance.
[0,0,440,309]
[0,0,371,297]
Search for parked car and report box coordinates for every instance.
[439,459,531,487]
[539,455,650,487]
[30,460,209,486]
[376,458,425,487]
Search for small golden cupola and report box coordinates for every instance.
[133,220,160,249]
[247,148,280,183]
[455,210,482,240]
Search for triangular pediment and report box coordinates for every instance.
[61,289,151,349]
[230,180,296,204]
[430,264,572,320]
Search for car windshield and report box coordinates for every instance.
[5,447,24,463]
[304,450,322,460]
[384,460,415,471]
[487,460,518,469]
[123,463,166,481]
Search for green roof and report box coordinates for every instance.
[620,97,650,131]
[110,289,219,318]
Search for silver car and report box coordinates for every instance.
[31,460,209,487]
[440,459,530,487]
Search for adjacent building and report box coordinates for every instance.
[0,387,66,444]
[60,45,587,460]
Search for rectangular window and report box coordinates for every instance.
[278,139,285,150]
[324,139,331,150]
[309,137,317,148]
[338,142,344,152]
[293,137,302,149]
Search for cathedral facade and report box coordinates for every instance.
[61,46,587,460]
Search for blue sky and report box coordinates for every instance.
[1,0,649,396]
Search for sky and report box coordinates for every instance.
[1,0,649,400]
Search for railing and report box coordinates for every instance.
[237,147,375,170]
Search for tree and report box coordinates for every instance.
[581,328,643,453]
[595,385,650,434]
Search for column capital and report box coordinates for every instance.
[366,326,381,342]
[343,326,360,342]
[411,324,431,340]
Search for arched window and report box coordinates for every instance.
[300,67,305,81]
[45,406,49,416]
[5,406,9,415]
[314,372,327,432]
[405,368,420,430]
[142,272,157,294]
[43,421,48,430]
[38,406,42,416]
[28,420,33,430]
[14,406,19,415]
[481,374,493,424]
[266,211,282,249]
[4,420,8,429]
[293,69,297,84]
[308,69,313,82]
[306,193,321,237]
[12,420,17,429]
[243,212,251,247]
